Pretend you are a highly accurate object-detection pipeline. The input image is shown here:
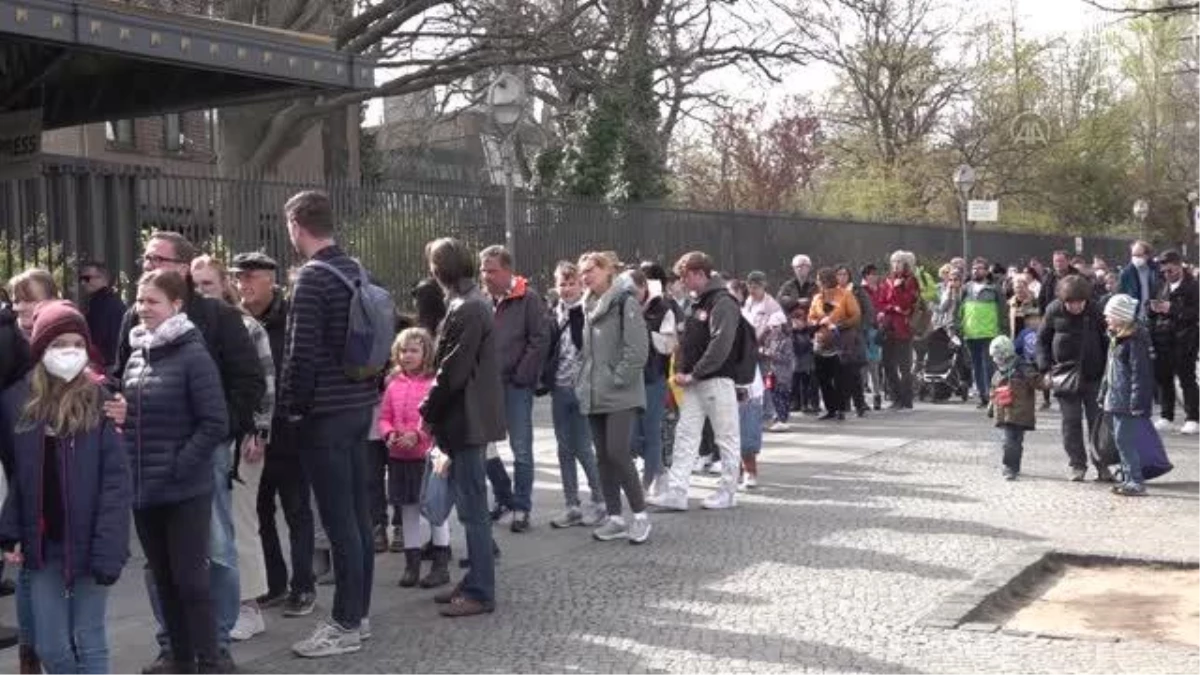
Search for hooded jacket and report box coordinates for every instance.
[959,278,1005,340]
[678,276,741,381]
[576,280,649,415]
[122,315,229,508]
[491,276,551,388]
[0,375,132,587]
[1103,326,1154,416]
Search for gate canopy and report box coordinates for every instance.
[1,0,374,129]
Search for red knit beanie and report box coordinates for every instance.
[29,301,91,363]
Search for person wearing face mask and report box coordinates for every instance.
[0,301,133,674]
[1147,251,1199,435]
[1117,240,1161,323]
[123,269,229,674]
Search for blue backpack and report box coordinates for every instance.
[306,260,395,381]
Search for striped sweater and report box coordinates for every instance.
[279,245,381,417]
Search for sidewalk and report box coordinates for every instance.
[2,402,1196,673]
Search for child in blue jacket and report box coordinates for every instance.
[0,302,132,673]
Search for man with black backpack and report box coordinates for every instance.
[648,251,753,512]
[280,191,389,659]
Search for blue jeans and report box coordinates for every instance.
[150,441,239,655]
[1001,425,1026,473]
[16,565,33,647]
[1112,413,1145,486]
[632,378,667,487]
[967,338,995,402]
[451,445,495,605]
[302,408,375,630]
[551,386,603,508]
[28,555,110,674]
[503,385,536,513]
[739,397,764,456]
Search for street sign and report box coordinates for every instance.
[967,200,999,222]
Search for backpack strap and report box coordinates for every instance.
[306,259,365,291]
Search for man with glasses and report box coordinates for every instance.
[231,252,319,616]
[78,261,126,368]
[114,231,266,674]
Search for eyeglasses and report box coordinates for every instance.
[143,254,181,266]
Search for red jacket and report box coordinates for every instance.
[878,274,920,341]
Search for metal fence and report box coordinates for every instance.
[2,156,1133,306]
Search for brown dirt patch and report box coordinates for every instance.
[1002,565,1199,646]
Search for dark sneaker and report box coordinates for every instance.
[141,652,174,675]
[438,595,495,618]
[510,511,531,533]
[372,525,388,553]
[489,503,513,522]
[282,590,317,617]
[257,590,287,609]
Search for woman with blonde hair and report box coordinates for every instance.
[0,301,132,674]
[575,251,652,544]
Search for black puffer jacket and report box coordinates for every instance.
[122,315,229,509]
[116,280,262,441]
[1036,298,1108,385]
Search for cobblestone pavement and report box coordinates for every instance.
[3,401,1197,673]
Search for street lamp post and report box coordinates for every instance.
[953,164,976,263]
[1133,198,1149,241]
[487,72,528,265]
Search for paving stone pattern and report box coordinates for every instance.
[2,402,1196,673]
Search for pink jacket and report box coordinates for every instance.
[377,373,435,461]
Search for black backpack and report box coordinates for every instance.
[726,297,759,386]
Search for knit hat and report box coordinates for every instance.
[29,300,91,363]
[989,335,1016,364]
[1104,293,1138,324]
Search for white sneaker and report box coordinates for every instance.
[292,621,361,658]
[706,461,722,475]
[702,491,736,510]
[1180,420,1199,435]
[628,513,652,544]
[768,421,790,432]
[745,474,758,489]
[695,460,714,475]
[1153,417,1172,432]
[646,493,689,511]
[230,605,265,642]
[360,618,371,641]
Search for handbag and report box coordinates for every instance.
[1048,361,1081,395]
[419,451,454,527]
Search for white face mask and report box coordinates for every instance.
[1131,256,1147,268]
[42,347,89,382]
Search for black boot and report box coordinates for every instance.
[873,393,882,411]
[420,546,451,588]
[399,549,421,588]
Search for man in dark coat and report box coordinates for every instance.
[1037,250,1079,313]
[420,237,506,618]
[1149,250,1199,435]
[779,254,817,304]
[232,251,318,616]
[79,261,127,369]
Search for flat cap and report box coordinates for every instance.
[231,251,279,272]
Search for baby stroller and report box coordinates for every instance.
[917,327,970,402]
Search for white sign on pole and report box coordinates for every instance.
[1074,237,1084,254]
[0,108,41,179]
[967,200,999,222]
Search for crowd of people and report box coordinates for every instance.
[0,189,1196,673]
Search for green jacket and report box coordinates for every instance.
[576,281,649,415]
[959,280,1005,340]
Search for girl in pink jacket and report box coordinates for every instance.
[377,328,450,588]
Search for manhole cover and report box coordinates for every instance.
[974,556,1199,646]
